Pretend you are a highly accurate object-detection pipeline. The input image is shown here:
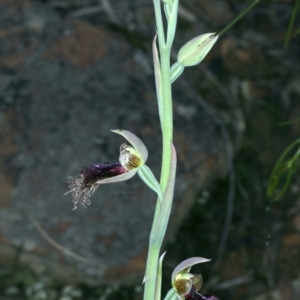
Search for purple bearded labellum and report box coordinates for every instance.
[67,162,128,209]
[184,287,219,300]
[66,129,149,210]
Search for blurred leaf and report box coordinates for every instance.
[277,116,300,126]
[284,0,300,50]
[218,0,261,36]
[16,270,35,286]
[268,138,300,200]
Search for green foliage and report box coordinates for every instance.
[277,116,300,127]
[284,0,300,50]
[267,138,300,200]
[218,0,261,36]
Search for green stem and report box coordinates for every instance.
[218,0,261,36]
[143,1,175,299]
[143,1,264,299]
[160,46,173,189]
[153,0,166,47]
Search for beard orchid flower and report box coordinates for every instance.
[67,129,162,210]
[172,257,219,300]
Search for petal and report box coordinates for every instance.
[81,162,127,185]
[172,278,193,296]
[171,257,211,282]
[137,165,163,202]
[191,274,203,292]
[68,162,128,209]
[119,143,142,170]
[111,129,148,163]
[96,168,137,184]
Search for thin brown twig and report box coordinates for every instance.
[27,212,98,265]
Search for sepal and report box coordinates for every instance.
[137,165,163,202]
[112,129,148,163]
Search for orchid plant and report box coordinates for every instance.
[67,0,219,299]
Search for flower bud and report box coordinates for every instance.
[177,33,218,67]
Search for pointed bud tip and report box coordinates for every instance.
[111,129,122,133]
[177,33,219,67]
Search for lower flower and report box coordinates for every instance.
[172,257,219,300]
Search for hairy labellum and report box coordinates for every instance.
[66,129,150,209]
[185,287,219,300]
[80,162,127,185]
[67,162,127,209]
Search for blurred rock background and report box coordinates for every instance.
[0,0,299,299]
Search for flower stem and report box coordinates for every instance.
[143,1,177,299]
